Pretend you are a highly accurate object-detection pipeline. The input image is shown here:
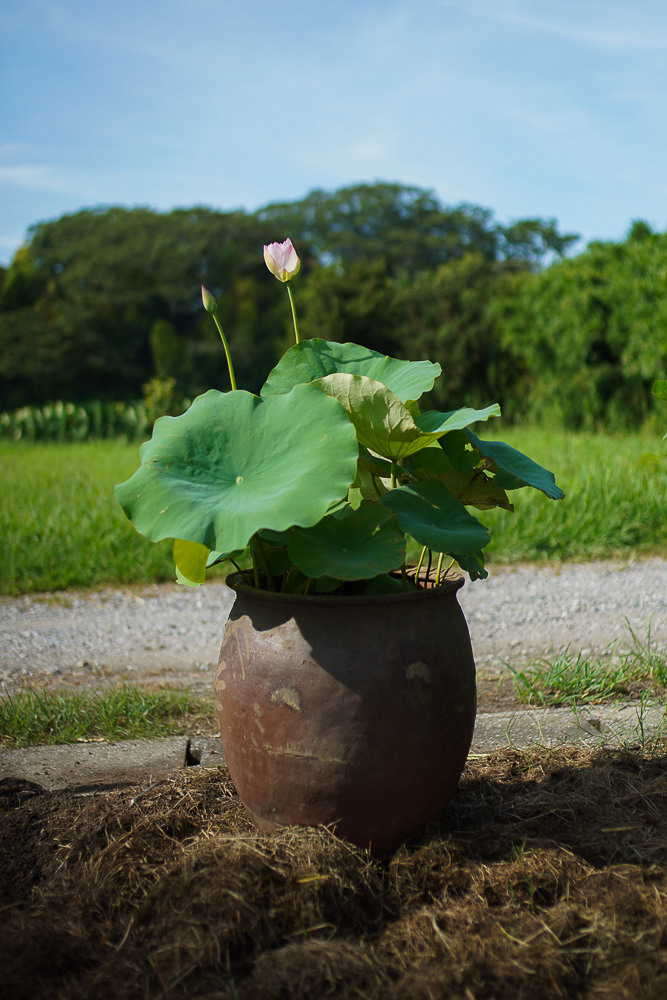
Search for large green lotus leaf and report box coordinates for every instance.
[380,481,490,554]
[287,502,406,580]
[258,527,292,547]
[115,385,358,552]
[315,373,500,460]
[466,431,565,499]
[261,339,440,403]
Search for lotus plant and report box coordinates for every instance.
[115,239,564,594]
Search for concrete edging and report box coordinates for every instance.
[1,701,665,792]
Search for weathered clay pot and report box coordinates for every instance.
[215,573,476,855]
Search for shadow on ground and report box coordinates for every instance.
[2,744,667,999]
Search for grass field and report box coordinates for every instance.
[1,428,665,595]
[0,683,211,748]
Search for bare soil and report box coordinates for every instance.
[3,745,667,1000]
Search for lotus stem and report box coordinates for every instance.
[211,314,238,391]
[250,536,274,591]
[390,462,398,489]
[230,558,252,587]
[435,552,444,587]
[286,284,300,345]
[415,546,427,580]
[425,548,433,587]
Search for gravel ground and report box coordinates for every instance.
[1,557,665,696]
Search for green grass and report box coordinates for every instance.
[0,683,214,748]
[509,621,667,707]
[479,427,667,563]
[0,440,229,594]
[1,428,665,595]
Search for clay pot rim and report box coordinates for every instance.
[225,570,465,606]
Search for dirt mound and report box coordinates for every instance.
[2,745,667,999]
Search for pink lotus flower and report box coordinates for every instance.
[263,238,301,282]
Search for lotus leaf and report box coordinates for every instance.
[315,373,500,460]
[288,502,406,580]
[466,431,565,499]
[261,339,440,402]
[115,385,359,553]
[380,481,490,555]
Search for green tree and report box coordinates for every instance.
[496,232,667,428]
[259,182,576,275]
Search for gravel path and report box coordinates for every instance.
[1,558,665,696]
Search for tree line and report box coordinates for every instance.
[1,182,665,430]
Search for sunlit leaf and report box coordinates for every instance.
[315,373,500,460]
[115,385,359,553]
[466,431,565,499]
[173,538,209,585]
[261,338,440,402]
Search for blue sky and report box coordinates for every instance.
[2,0,667,265]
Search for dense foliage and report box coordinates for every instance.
[1,183,665,429]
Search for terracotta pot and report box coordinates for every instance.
[215,573,476,855]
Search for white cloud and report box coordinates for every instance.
[436,0,667,50]
[0,164,84,195]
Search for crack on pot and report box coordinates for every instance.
[262,746,346,764]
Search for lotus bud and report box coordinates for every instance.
[201,285,217,313]
[263,238,301,282]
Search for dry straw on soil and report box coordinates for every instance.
[2,745,667,999]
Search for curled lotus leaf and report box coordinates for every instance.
[261,339,441,403]
[466,431,565,499]
[314,373,500,460]
[114,385,359,554]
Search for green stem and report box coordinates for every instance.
[435,552,444,587]
[229,558,252,587]
[250,536,274,591]
[286,284,300,345]
[212,314,238,390]
[390,462,398,489]
[415,546,427,580]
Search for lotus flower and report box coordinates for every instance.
[201,285,217,313]
[263,238,301,282]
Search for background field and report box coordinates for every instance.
[2,428,665,596]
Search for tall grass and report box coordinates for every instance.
[1,429,665,595]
